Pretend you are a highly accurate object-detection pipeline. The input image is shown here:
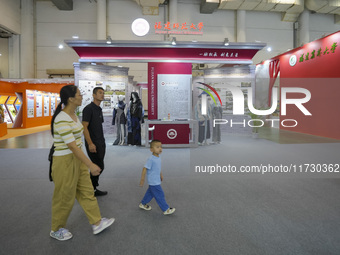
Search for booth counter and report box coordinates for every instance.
[145,120,198,148]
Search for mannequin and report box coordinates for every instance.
[194,92,211,145]
[211,105,222,143]
[112,95,126,145]
[127,92,144,146]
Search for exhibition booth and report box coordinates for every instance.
[256,30,340,140]
[66,39,266,147]
[0,80,72,137]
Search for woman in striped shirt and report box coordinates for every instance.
[50,85,114,241]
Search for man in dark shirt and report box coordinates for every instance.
[82,87,107,196]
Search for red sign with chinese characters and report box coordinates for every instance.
[73,47,259,62]
[279,31,340,78]
[271,30,340,140]
[154,22,204,35]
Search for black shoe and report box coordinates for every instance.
[94,189,108,196]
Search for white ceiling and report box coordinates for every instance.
[38,0,340,23]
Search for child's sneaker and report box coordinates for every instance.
[163,207,176,215]
[139,203,152,211]
[92,217,115,235]
[50,228,73,241]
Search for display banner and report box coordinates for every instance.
[36,93,42,117]
[26,90,34,118]
[148,63,192,120]
[73,47,259,63]
[44,94,50,117]
[157,74,191,120]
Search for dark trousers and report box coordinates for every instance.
[85,142,106,189]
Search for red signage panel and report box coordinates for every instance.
[151,124,190,144]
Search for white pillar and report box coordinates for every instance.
[20,0,34,78]
[169,0,177,24]
[97,0,107,40]
[299,10,310,45]
[73,62,80,86]
[236,10,246,42]
[9,35,20,78]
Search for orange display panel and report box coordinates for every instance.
[0,96,8,104]
[7,96,16,105]
[15,98,21,105]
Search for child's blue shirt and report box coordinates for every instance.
[145,155,161,186]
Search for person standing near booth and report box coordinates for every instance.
[82,87,108,197]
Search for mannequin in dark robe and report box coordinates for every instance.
[127,92,144,145]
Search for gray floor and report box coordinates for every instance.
[1,131,340,255]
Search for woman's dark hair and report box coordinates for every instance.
[51,85,78,136]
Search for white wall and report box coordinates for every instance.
[0,38,9,78]
[0,0,21,34]
[36,0,97,78]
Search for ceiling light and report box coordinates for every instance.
[171,37,176,45]
[267,47,272,52]
[106,36,112,44]
[72,35,79,39]
[58,44,64,49]
[224,38,229,46]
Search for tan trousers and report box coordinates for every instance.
[51,153,101,231]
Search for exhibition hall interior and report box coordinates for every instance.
[1,0,340,254]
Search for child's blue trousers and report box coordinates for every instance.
[141,185,169,212]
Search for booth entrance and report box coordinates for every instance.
[66,40,266,147]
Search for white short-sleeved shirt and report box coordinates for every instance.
[53,111,84,156]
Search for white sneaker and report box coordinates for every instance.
[163,208,176,215]
[139,203,152,211]
[50,228,73,241]
[92,218,115,235]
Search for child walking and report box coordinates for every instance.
[139,140,175,215]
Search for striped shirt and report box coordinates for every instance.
[53,111,84,156]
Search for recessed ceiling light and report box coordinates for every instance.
[58,44,64,49]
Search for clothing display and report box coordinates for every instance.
[194,94,212,144]
[127,92,144,146]
[112,100,127,145]
[212,105,222,143]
